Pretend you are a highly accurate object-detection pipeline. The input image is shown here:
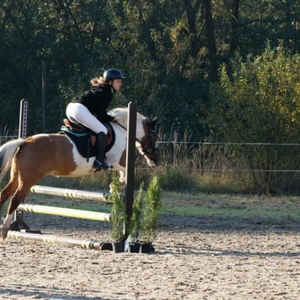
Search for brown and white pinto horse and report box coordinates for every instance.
[0,107,158,239]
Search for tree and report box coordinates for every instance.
[207,45,300,192]
[0,0,299,139]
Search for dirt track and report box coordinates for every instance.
[1,212,300,300]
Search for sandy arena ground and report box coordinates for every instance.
[1,212,300,300]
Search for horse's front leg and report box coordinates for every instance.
[109,170,126,193]
[118,170,126,189]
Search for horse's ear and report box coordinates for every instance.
[151,116,158,126]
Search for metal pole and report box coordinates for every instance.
[11,99,30,231]
[18,99,28,138]
[124,102,137,236]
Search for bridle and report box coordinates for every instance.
[114,120,158,155]
[139,128,158,155]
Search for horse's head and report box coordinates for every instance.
[110,108,159,167]
[137,117,159,167]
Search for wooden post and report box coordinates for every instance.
[124,102,137,236]
[42,60,47,132]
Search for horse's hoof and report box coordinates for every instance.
[0,226,8,240]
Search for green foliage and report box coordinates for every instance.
[140,176,162,243]
[157,167,197,191]
[128,182,144,241]
[2,0,300,137]
[109,176,125,242]
[127,177,162,243]
[207,44,300,193]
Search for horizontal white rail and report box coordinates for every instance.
[30,185,111,202]
[7,231,103,250]
[18,204,111,222]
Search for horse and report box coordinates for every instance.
[0,107,158,239]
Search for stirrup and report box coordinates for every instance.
[93,159,110,171]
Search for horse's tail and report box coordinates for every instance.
[0,138,25,181]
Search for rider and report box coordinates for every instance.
[66,68,125,171]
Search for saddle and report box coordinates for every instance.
[60,119,115,159]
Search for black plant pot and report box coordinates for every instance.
[112,242,124,253]
[99,242,113,251]
[139,242,155,254]
[128,242,141,253]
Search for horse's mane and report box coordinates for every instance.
[109,107,146,124]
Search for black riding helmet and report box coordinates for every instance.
[103,68,125,81]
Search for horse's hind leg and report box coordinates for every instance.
[0,178,19,213]
[1,184,32,239]
[0,159,22,213]
[1,165,43,239]
[1,147,46,239]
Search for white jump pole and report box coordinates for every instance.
[30,185,110,202]
[7,231,103,250]
[18,204,111,222]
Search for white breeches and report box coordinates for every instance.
[66,103,107,134]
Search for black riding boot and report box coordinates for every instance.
[93,132,110,171]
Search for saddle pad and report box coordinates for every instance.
[59,123,115,159]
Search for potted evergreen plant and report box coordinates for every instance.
[126,183,144,253]
[110,175,125,252]
[126,176,162,253]
[139,176,162,253]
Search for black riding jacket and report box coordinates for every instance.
[71,84,114,122]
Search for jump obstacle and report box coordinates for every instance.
[17,184,112,222]
[6,99,137,250]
